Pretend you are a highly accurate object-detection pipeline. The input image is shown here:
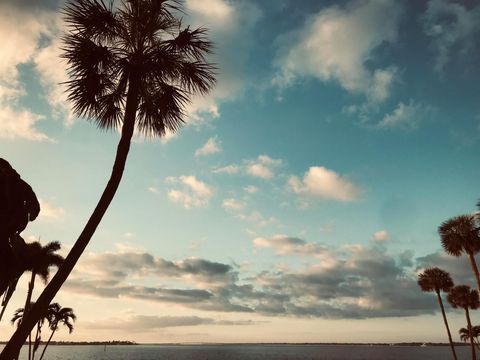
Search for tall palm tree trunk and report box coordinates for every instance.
[436,290,457,360]
[466,308,477,360]
[468,253,480,294]
[0,75,141,360]
[38,323,57,360]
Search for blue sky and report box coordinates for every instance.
[1,0,480,343]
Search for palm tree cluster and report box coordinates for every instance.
[1,0,216,358]
[418,200,480,360]
[11,303,75,360]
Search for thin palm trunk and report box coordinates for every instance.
[0,75,140,360]
[22,271,36,360]
[466,308,477,360]
[468,253,480,294]
[32,320,41,360]
[38,323,57,360]
[436,290,457,360]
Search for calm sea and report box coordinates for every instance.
[3,344,473,360]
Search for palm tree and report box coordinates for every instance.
[418,267,457,360]
[448,285,480,360]
[439,215,480,293]
[21,241,63,360]
[460,326,480,350]
[0,1,215,357]
[38,303,76,360]
[10,304,49,360]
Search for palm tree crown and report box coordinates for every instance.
[63,0,216,137]
[25,241,64,283]
[447,285,480,310]
[439,215,480,257]
[46,303,76,334]
[418,267,454,293]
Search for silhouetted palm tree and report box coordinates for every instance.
[439,215,480,293]
[418,267,457,360]
[1,1,215,357]
[38,303,75,360]
[460,326,480,350]
[10,304,48,360]
[21,241,63,360]
[448,285,480,360]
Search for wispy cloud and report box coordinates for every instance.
[422,0,480,72]
[195,137,222,157]
[167,176,214,209]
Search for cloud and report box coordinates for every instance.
[289,166,361,201]
[212,165,241,175]
[0,100,52,142]
[377,101,433,130]
[222,198,246,211]
[63,245,438,319]
[182,0,262,126]
[244,185,258,194]
[167,176,214,209]
[245,155,282,179]
[235,211,277,228]
[273,0,402,103]
[84,315,256,332]
[422,0,480,72]
[253,235,330,259]
[370,230,390,243]
[213,155,282,179]
[195,137,222,157]
[38,199,65,220]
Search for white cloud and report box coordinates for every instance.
[377,101,431,130]
[371,230,390,243]
[195,137,221,157]
[39,199,65,220]
[148,186,159,194]
[422,0,480,72]
[213,155,282,179]
[0,4,57,141]
[245,155,282,180]
[222,198,245,211]
[253,234,331,260]
[212,165,241,175]
[273,0,402,103]
[167,175,214,209]
[289,166,361,202]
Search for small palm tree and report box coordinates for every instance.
[460,326,480,350]
[418,267,457,360]
[439,215,480,293]
[38,303,76,360]
[1,1,215,356]
[21,241,63,360]
[448,285,480,360]
[11,304,48,360]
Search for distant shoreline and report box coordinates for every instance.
[0,342,470,347]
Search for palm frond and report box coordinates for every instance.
[63,0,118,42]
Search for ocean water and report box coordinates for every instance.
[3,344,473,360]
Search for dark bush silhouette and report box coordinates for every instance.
[0,158,40,320]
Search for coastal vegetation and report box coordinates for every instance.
[418,199,480,360]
